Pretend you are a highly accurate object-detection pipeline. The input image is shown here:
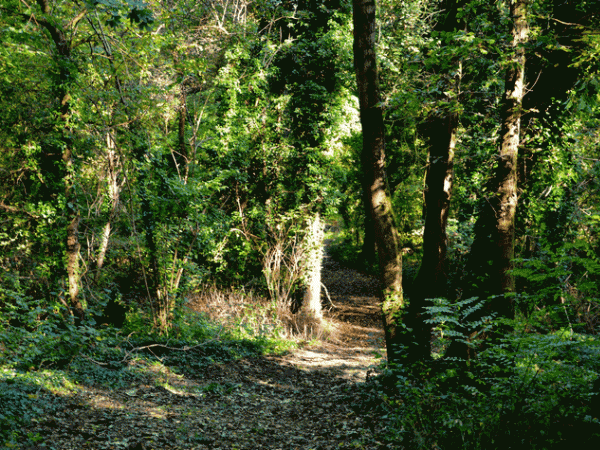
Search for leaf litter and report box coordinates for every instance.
[21,251,390,450]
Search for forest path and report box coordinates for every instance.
[23,243,388,450]
[279,239,385,382]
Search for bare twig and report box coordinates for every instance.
[321,282,336,309]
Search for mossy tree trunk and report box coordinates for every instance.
[30,0,87,320]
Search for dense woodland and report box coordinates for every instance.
[1,0,600,448]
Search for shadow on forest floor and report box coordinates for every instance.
[9,248,391,450]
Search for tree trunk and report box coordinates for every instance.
[173,79,189,181]
[467,0,528,314]
[415,0,464,297]
[353,0,404,363]
[96,132,121,281]
[302,213,324,320]
[88,12,162,324]
[448,0,528,360]
[420,114,456,292]
[408,1,465,361]
[494,0,528,314]
[31,1,87,320]
[360,182,377,269]
[410,113,458,361]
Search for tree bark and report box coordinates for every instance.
[173,77,190,181]
[456,0,528,343]
[494,0,528,313]
[31,1,87,320]
[95,132,122,281]
[360,182,377,268]
[469,0,528,314]
[353,0,404,363]
[410,113,458,361]
[409,1,465,362]
[420,115,456,293]
[302,213,324,320]
[415,0,464,292]
[87,12,162,320]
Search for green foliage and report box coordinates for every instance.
[86,0,155,29]
[356,299,600,449]
[424,296,496,352]
[0,367,76,447]
[0,288,296,446]
[326,229,372,271]
[1,0,600,446]
[513,236,600,334]
[0,291,98,371]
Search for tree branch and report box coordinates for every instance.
[0,201,40,219]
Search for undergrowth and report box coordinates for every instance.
[0,286,298,448]
[354,297,600,449]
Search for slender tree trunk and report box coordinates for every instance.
[174,79,189,181]
[407,0,465,362]
[353,0,404,363]
[88,13,163,320]
[96,132,121,281]
[467,0,528,314]
[62,123,83,319]
[360,183,377,268]
[494,0,528,314]
[448,0,528,360]
[302,213,324,320]
[410,113,458,361]
[64,151,83,319]
[420,115,458,297]
[30,1,87,320]
[179,85,187,167]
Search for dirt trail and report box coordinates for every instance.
[281,243,385,382]
[23,248,388,450]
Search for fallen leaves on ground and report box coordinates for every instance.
[22,249,390,450]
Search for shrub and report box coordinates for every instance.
[355,297,600,449]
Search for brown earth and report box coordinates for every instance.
[22,248,390,450]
